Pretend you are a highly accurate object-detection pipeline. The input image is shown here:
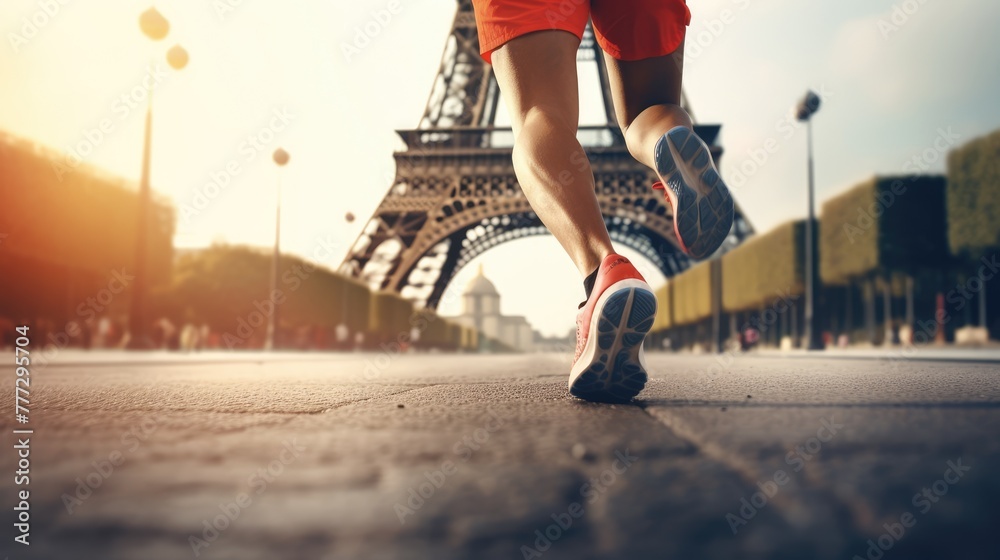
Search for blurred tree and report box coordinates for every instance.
[164,245,371,341]
[722,220,806,313]
[947,130,1000,339]
[672,260,713,326]
[820,175,950,344]
[0,132,173,326]
[948,130,1000,259]
[821,175,949,284]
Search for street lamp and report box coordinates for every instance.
[166,44,189,69]
[127,7,188,349]
[336,211,356,350]
[265,148,290,350]
[796,90,823,350]
[139,7,169,39]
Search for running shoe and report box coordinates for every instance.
[652,126,735,259]
[569,254,657,402]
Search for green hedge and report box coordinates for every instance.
[947,130,1000,258]
[369,290,414,340]
[412,308,448,347]
[0,133,174,287]
[165,245,370,333]
[672,260,713,325]
[821,175,948,284]
[722,220,805,312]
[653,282,673,331]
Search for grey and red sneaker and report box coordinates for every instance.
[652,126,735,259]
[569,254,657,403]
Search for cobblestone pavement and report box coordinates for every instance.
[2,352,997,559]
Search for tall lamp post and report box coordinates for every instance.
[336,212,355,349]
[265,148,290,350]
[128,7,188,349]
[796,90,824,350]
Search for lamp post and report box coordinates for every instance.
[127,7,188,349]
[336,211,355,350]
[265,148,290,350]
[796,90,824,350]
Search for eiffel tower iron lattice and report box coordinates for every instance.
[341,0,753,309]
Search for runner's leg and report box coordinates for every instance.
[491,31,614,277]
[604,44,692,168]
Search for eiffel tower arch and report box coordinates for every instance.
[342,0,753,309]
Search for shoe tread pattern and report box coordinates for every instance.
[663,128,735,260]
[570,288,656,403]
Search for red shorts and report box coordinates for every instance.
[471,0,690,64]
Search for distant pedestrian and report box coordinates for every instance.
[741,327,759,351]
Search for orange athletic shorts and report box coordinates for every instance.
[471,0,691,64]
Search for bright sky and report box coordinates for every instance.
[2,0,999,336]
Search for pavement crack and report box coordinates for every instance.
[636,404,817,529]
[314,384,438,412]
[636,403,879,545]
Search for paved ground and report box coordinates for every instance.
[2,351,998,559]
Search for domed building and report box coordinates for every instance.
[449,264,535,352]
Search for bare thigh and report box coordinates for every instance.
[489,30,581,134]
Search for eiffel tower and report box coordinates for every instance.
[342,0,753,309]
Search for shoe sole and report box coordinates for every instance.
[569,282,656,403]
[654,126,735,260]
